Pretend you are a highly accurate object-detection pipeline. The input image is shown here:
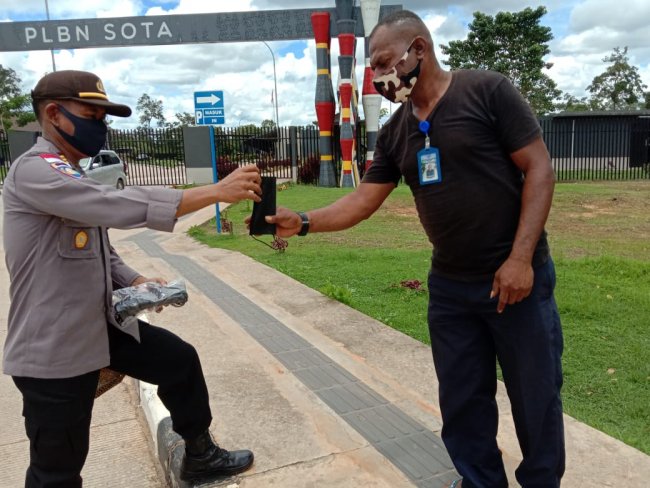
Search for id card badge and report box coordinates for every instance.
[417,119,441,185]
[417,147,441,185]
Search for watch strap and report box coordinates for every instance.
[297,212,309,236]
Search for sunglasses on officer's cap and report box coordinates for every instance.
[31,70,132,118]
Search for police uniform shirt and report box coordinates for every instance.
[3,137,183,379]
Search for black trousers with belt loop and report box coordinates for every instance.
[13,320,212,488]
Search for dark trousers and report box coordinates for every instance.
[13,320,212,488]
[427,259,565,488]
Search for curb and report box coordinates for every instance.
[138,380,186,488]
[137,381,243,488]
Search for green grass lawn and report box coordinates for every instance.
[188,181,650,455]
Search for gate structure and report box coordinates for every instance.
[0,2,400,187]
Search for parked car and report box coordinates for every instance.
[79,150,127,189]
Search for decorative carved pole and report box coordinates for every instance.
[336,0,358,188]
[360,0,382,171]
[311,12,337,187]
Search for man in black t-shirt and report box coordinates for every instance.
[267,10,564,488]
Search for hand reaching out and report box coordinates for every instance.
[245,206,303,237]
[216,165,262,204]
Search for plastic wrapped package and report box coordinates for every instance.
[96,280,188,398]
[112,279,189,325]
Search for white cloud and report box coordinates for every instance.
[569,0,650,32]
[146,0,256,15]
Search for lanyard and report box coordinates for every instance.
[419,120,431,149]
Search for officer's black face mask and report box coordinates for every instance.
[54,104,108,157]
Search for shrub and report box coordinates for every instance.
[217,156,238,180]
[298,155,321,185]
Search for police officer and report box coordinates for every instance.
[3,70,261,487]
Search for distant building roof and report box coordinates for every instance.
[553,109,650,118]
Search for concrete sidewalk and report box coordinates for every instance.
[2,202,649,487]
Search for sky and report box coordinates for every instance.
[1,0,649,129]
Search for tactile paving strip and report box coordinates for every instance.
[130,232,458,487]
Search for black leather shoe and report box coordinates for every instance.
[180,432,254,481]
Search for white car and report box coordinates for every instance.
[79,150,127,189]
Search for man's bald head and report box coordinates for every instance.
[370,10,433,46]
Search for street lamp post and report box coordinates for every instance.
[261,41,280,129]
[44,0,56,71]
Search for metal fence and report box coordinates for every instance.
[212,125,329,184]
[106,127,187,186]
[1,117,648,188]
[0,131,10,183]
[541,116,650,181]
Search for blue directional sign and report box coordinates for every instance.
[194,90,225,125]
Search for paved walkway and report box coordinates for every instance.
[2,201,649,487]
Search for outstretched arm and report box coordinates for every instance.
[176,165,262,218]
[266,182,396,237]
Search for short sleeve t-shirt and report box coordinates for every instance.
[363,69,549,281]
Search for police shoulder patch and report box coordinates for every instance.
[39,154,82,179]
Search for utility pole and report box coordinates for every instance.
[261,41,279,128]
[44,0,57,72]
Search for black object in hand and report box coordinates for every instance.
[249,176,277,235]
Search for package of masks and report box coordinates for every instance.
[112,279,189,326]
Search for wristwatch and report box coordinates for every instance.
[297,212,310,236]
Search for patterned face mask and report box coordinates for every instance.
[372,41,422,104]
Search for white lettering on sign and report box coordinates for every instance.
[25,25,91,44]
[77,26,90,42]
[121,23,137,40]
[141,22,153,38]
[41,27,53,43]
[57,26,70,42]
[104,24,116,41]
[24,21,173,45]
[158,22,172,38]
[25,27,37,43]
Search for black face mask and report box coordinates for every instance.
[55,104,108,157]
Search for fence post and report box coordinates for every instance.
[8,130,39,164]
[182,126,214,184]
[289,126,298,183]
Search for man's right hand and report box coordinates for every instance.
[216,165,262,204]
[263,207,303,237]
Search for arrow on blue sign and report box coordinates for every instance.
[194,90,224,108]
[196,93,221,105]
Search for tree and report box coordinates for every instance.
[440,6,561,116]
[167,112,195,128]
[136,93,166,128]
[556,93,590,112]
[261,119,276,129]
[586,47,648,110]
[0,65,36,132]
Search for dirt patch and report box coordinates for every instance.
[387,207,419,217]
[548,181,650,259]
